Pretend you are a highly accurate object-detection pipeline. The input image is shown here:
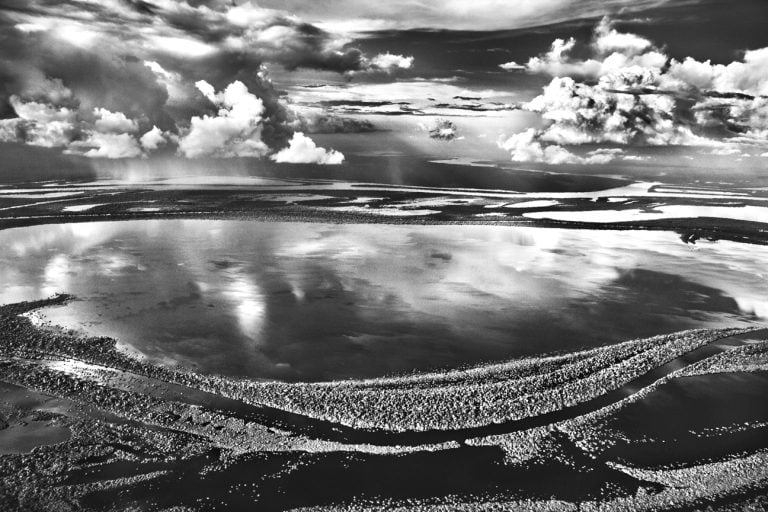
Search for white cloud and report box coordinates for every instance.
[592,16,652,55]
[369,53,414,72]
[499,129,584,165]
[664,48,768,96]
[177,81,269,158]
[287,81,513,113]
[524,37,589,77]
[708,147,744,156]
[499,61,525,71]
[541,144,581,164]
[93,108,138,133]
[9,96,76,124]
[0,96,77,147]
[0,117,74,148]
[663,57,719,90]
[270,132,344,164]
[139,126,168,152]
[346,53,415,77]
[498,128,625,165]
[498,128,546,162]
[5,0,413,160]
[225,3,281,27]
[695,96,768,142]
[524,76,709,147]
[14,22,47,33]
[145,35,218,58]
[501,18,768,155]
[76,132,143,159]
[0,95,150,157]
[502,16,768,99]
[0,95,152,158]
[585,147,625,164]
[514,24,667,81]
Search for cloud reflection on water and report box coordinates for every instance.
[0,220,766,381]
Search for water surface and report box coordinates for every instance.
[1,220,765,381]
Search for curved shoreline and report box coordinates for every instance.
[1,296,763,449]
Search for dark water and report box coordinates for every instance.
[53,333,768,511]
[601,368,768,467]
[81,439,662,512]
[0,383,71,454]
[258,154,631,192]
[76,342,768,511]
[1,221,765,381]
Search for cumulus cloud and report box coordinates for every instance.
[0,88,166,159]
[427,119,459,141]
[177,81,269,158]
[592,17,653,55]
[270,132,344,164]
[67,107,146,159]
[369,53,414,72]
[499,128,575,164]
[692,96,768,141]
[498,129,577,164]
[0,71,346,161]
[501,18,666,81]
[497,128,623,165]
[501,17,768,99]
[139,126,169,151]
[344,52,414,78]
[72,132,144,159]
[93,108,138,134]
[499,62,526,71]
[0,96,77,147]
[0,0,410,159]
[498,17,768,162]
[585,147,625,164]
[525,76,709,146]
[664,48,768,97]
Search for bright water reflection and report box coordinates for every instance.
[0,220,766,381]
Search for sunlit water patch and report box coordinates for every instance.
[0,220,766,381]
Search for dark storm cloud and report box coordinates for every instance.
[252,0,699,32]
[0,142,95,182]
[0,0,412,160]
[432,102,518,112]
[0,0,369,72]
[294,113,379,134]
[316,100,400,108]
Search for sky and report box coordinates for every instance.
[0,0,766,181]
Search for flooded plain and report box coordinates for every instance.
[0,220,766,381]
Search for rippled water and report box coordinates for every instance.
[0,220,766,381]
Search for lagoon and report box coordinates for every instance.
[1,220,765,381]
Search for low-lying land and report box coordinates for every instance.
[1,178,767,510]
[1,294,767,510]
[2,179,767,245]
